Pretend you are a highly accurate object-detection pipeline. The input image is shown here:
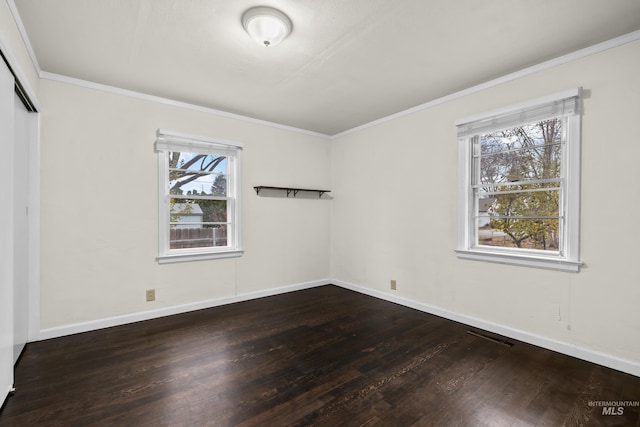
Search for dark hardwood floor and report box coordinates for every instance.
[1,285,638,426]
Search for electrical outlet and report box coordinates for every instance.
[390,280,397,290]
[146,289,156,302]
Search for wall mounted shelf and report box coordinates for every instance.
[253,186,330,198]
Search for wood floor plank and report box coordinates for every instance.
[1,285,639,426]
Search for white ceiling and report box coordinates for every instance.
[13,0,640,135]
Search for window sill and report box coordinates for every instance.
[157,249,244,264]
[455,249,582,272]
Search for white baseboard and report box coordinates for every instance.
[34,277,639,378]
[332,279,640,378]
[36,279,331,341]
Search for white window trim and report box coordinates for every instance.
[455,88,582,272]
[155,129,243,264]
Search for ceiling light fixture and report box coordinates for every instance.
[242,6,292,47]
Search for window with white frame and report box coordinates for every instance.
[455,89,582,272]
[155,129,243,263]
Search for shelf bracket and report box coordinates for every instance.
[253,186,330,199]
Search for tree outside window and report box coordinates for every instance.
[477,118,563,251]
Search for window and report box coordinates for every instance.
[155,129,243,263]
[455,89,582,272]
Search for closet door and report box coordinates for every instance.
[0,60,16,403]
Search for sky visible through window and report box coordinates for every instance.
[169,152,227,197]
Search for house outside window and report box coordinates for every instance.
[155,129,243,263]
[455,89,582,272]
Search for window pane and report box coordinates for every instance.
[479,119,562,185]
[169,200,228,248]
[170,199,227,226]
[477,219,559,251]
[477,190,560,252]
[169,152,227,196]
[170,224,228,249]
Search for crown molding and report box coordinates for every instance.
[332,29,640,139]
[39,71,331,139]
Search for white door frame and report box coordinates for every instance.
[27,106,40,343]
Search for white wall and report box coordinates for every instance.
[38,79,331,329]
[331,40,640,366]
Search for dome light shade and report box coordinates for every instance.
[242,6,292,47]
